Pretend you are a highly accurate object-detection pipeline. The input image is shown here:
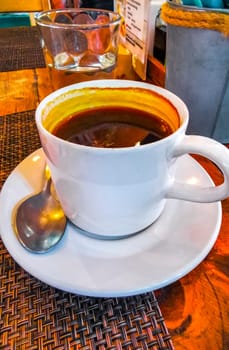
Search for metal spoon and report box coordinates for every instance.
[14,165,67,253]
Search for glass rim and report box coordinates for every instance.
[35,8,122,29]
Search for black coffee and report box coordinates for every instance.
[52,106,174,148]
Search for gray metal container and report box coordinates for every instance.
[165,5,229,142]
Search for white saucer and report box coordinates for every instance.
[0,149,222,297]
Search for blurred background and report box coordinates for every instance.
[51,0,113,10]
[0,0,114,28]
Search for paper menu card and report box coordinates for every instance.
[114,0,165,80]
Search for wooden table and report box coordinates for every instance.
[0,27,228,350]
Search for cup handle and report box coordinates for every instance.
[167,135,229,202]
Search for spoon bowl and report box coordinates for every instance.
[14,165,67,253]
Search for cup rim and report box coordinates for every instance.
[35,8,122,29]
[35,79,189,153]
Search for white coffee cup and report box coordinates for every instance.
[35,80,229,239]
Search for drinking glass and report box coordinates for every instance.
[35,8,121,88]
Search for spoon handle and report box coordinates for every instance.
[41,165,52,194]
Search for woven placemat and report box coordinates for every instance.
[0,111,174,350]
[0,26,46,72]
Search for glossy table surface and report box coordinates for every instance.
[0,26,229,350]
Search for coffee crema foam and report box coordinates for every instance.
[42,87,180,145]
